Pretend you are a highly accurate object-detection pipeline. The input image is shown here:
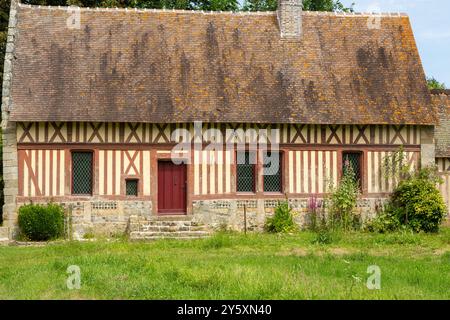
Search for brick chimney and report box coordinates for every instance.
[277,0,303,39]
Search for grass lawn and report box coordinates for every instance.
[0,228,449,300]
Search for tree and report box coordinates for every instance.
[427,77,446,90]
[242,0,276,11]
[243,0,354,12]
[22,0,239,11]
[303,0,353,12]
[0,0,10,96]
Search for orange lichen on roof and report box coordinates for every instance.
[8,4,435,125]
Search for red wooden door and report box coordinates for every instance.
[158,161,187,214]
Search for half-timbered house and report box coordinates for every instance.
[1,0,448,239]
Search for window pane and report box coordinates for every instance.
[126,180,138,196]
[236,152,255,193]
[263,152,282,192]
[343,152,362,186]
[72,152,93,195]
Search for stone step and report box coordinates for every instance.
[132,231,210,237]
[132,236,208,241]
[143,221,191,225]
[140,225,208,232]
[147,215,194,222]
[130,230,210,240]
[141,221,203,227]
[128,215,210,241]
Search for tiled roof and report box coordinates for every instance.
[8,5,436,124]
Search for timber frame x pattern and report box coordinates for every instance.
[17,122,423,146]
[16,121,422,213]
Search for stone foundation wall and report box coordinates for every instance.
[17,199,152,240]
[192,198,388,231]
[14,197,387,238]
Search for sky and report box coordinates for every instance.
[342,0,450,87]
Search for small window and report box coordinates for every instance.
[126,179,138,197]
[72,151,93,195]
[236,151,256,193]
[342,152,362,188]
[263,151,282,193]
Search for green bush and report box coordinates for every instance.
[18,203,65,241]
[367,168,447,233]
[265,201,296,233]
[391,175,447,233]
[365,206,401,233]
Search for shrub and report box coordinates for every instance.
[390,173,447,233]
[265,201,296,233]
[367,168,447,233]
[18,203,65,241]
[365,205,401,233]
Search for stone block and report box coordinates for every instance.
[421,144,436,168]
[3,171,17,180]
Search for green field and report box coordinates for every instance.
[0,229,449,300]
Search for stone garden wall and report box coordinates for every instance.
[192,198,387,232]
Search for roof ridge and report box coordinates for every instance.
[18,3,408,18]
[303,10,407,17]
[431,89,450,96]
[18,3,275,15]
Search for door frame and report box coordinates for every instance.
[157,159,188,215]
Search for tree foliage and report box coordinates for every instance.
[265,201,297,233]
[303,0,353,12]
[20,0,353,11]
[21,0,240,10]
[243,0,354,12]
[427,77,446,90]
[0,0,10,95]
